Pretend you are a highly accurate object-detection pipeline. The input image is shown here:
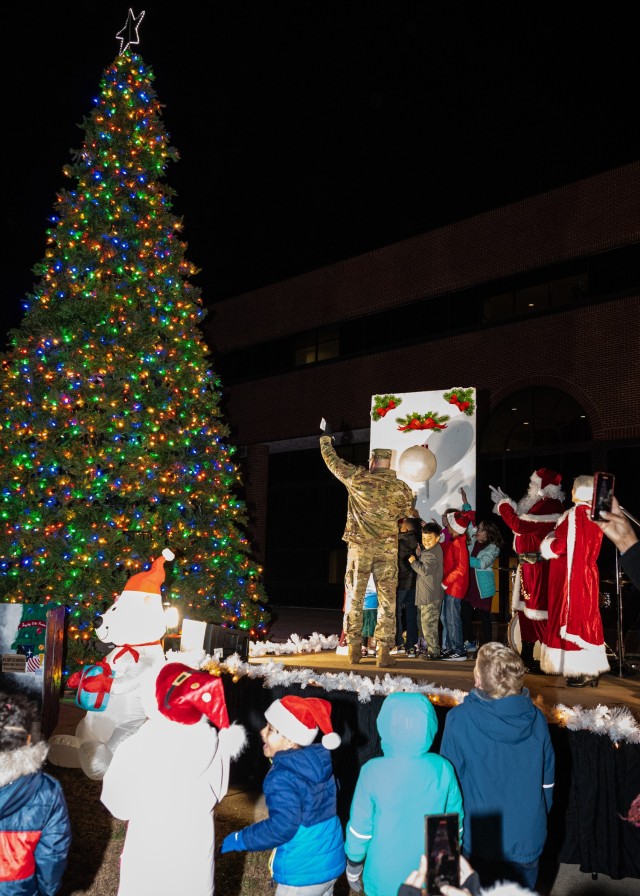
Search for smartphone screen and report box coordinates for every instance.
[591,472,615,521]
[425,813,460,895]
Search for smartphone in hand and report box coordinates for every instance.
[590,472,615,521]
[425,813,460,895]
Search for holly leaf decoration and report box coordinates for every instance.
[443,388,475,416]
[371,394,402,421]
[395,411,449,432]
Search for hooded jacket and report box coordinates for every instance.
[345,693,463,896]
[238,743,346,887]
[440,688,554,864]
[0,742,71,896]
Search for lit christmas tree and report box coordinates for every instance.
[0,23,268,672]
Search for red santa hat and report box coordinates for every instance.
[155,662,230,728]
[122,548,175,595]
[531,468,562,494]
[446,510,475,535]
[264,695,340,750]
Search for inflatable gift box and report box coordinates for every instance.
[75,664,115,713]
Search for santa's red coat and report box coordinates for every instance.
[498,496,564,619]
[539,503,610,677]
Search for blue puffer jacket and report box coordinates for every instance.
[239,743,345,886]
[440,687,555,864]
[0,742,71,896]
[467,537,500,598]
[345,693,463,896]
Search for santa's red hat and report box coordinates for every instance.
[156,662,230,728]
[447,510,475,535]
[264,696,340,749]
[123,548,174,595]
[531,468,562,493]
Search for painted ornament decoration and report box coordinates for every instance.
[398,445,437,482]
[371,394,402,421]
[443,388,475,416]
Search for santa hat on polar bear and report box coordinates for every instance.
[118,547,175,602]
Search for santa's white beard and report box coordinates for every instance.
[516,484,539,515]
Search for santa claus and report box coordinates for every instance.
[490,468,565,672]
[539,475,610,686]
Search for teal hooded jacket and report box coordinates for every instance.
[345,693,463,896]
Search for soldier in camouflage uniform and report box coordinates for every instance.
[320,435,414,667]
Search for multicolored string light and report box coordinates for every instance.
[0,51,268,672]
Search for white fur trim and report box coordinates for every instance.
[447,512,467,535]
[497,497,517,512]
[162,548,175,561]
[322,731,341,750]
[218,723,248,760]
[264,699,317,746]
[481,883,536,895]
[0,741,48,787]
[540,535,558,560]
[539,643,610,676]
[511,563,524,613]
[522,607,548,620]
[519,512,561,523]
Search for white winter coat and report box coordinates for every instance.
[101,709,244,896]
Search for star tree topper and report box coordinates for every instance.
[116,8,146,56]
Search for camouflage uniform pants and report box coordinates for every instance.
[345,540,398,648]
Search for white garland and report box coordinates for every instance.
[248,632,340,657]
[165,648,640,744]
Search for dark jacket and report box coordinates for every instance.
[440,687,554,864]
[0,742,71,896]
[397,529,420,589]
[621,540,640,591]
[239,743,345,886]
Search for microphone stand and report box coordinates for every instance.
[614,506,640,678]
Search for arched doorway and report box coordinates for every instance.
[479,386,594,624]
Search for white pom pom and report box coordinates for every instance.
[322,732,341,750]
[162,548,175,561]
[218,723,248,760]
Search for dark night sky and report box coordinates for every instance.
[3,3,640,345]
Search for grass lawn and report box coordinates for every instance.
[49,764,351,896]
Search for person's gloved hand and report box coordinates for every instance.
[489,484,508,506]
[346,858,364,893]
[221,830,245,853]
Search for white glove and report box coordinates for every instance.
[489,485,508,506]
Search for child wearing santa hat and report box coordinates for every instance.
[221,695,346,896]
[100,662,246,896]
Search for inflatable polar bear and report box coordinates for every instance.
[48,548,174,780]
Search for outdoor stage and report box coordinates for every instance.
[232,617,640,885]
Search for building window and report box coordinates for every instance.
[294,325,339,366]
[480,386,592,455]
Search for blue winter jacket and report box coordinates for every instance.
[345,693,463,896]
[440,687,554,864]
[239,743,345,886]
[467,537,500,598]
[0,743,71,896]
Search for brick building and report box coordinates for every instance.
[204,162,640,614]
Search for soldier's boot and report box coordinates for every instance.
[347,642,362,665]
[376,644,397,668]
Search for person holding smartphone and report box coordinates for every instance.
[595,495,640,591]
